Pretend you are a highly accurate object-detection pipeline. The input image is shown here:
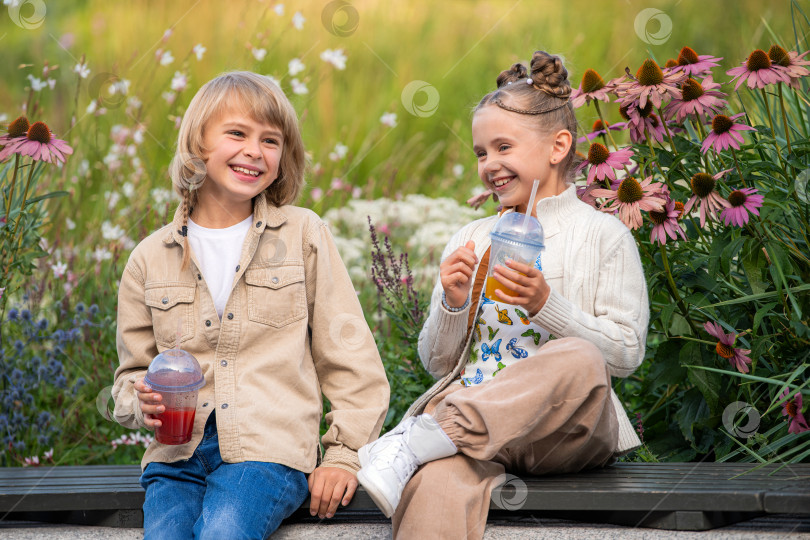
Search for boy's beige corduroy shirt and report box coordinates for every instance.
[113,192,389,473]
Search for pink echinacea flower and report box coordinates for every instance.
[701,113,756,154]
[720,187,764,227]
[703,321,752,373]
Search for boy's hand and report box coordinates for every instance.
[134,378,164,430]
[440,241,478,308]
[307,466,357,519]
[491,259,551,316]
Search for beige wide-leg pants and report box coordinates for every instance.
[393,337,619,540]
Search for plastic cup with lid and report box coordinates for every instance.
[485,212,545,303]
[144,349,205,445]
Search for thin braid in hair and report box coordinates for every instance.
[491,96,569,115]
[180,189,193,271]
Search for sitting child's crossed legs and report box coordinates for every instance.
[394,337,618,539]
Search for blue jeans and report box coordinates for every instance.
[140,412,309,539]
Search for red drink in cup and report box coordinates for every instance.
[144,349,205,445]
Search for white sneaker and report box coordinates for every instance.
[357,414,457,518]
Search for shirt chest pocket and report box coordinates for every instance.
[245,266,307,328]
[145,285,196,348]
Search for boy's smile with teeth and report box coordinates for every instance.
[230,164,262,178]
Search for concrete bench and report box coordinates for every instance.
[1,462,809,531]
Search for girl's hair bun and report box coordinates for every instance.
[529,51,571,100]
[496,62,529,88]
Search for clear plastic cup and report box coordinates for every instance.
[485,212,545,303]
[144,349,205,445]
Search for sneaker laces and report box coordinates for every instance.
[368,435,420,486]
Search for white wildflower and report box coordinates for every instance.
[101,221,125,241]
[92,247,112,262]
[288,58,305,76]
[292,11,305,30]
[162,91,177,104]
[66,218,76,230]
[52,261,68,279]
[159,50,175,66]
[27,75,47,91]
[329,142,348,161]
[273,3,284,15]
[290,78,308,95]
[150,188,173,206]
[380,112,397,127]
[252,48,267,62]
[320,48,347,70]
[109,79,131,95]
[73,62,90,79]
[170,71,188,92]
[106,191,121,209]
[453,164,465,179]
[193,43,206,61]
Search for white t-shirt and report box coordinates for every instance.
[187,215,253,318]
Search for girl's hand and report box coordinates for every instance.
[440,241,478,308]
[491,259,551,316]
[134,378,164,430]
[307,466,358,519]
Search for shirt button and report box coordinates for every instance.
[235,265,240,272]
[221,360,227,367]
[256,221,262,228]
[197,274,202,280]
[227,313,234,320]
[271,277,279,284]
[221,403,228,409]
[161,297,169,305]
[205,320,212,327]
[202,402,208,407]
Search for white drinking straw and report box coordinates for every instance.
[522,179,540,232]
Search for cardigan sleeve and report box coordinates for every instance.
[417,222,489,378]
[530,228,649,378]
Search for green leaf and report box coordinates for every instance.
[682,342,721,412]
[703,283,810,307]
[24,191,69,206]
[660,302,677,330]
[753,301,779,332]
[675,388,710,443]
[647,339,687,388]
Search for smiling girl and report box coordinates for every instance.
[357,52,649,539]
[112,72,389,539]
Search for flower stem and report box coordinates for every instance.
[10,159,36,247]
[4,154,20,225]
[593,100,619,152]
[659,244,698,336]
[657,106,678,156]
[729,147,748,188]
[759,87,784,168]
[776,83,792,155]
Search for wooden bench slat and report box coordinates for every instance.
[1,462,808,531]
